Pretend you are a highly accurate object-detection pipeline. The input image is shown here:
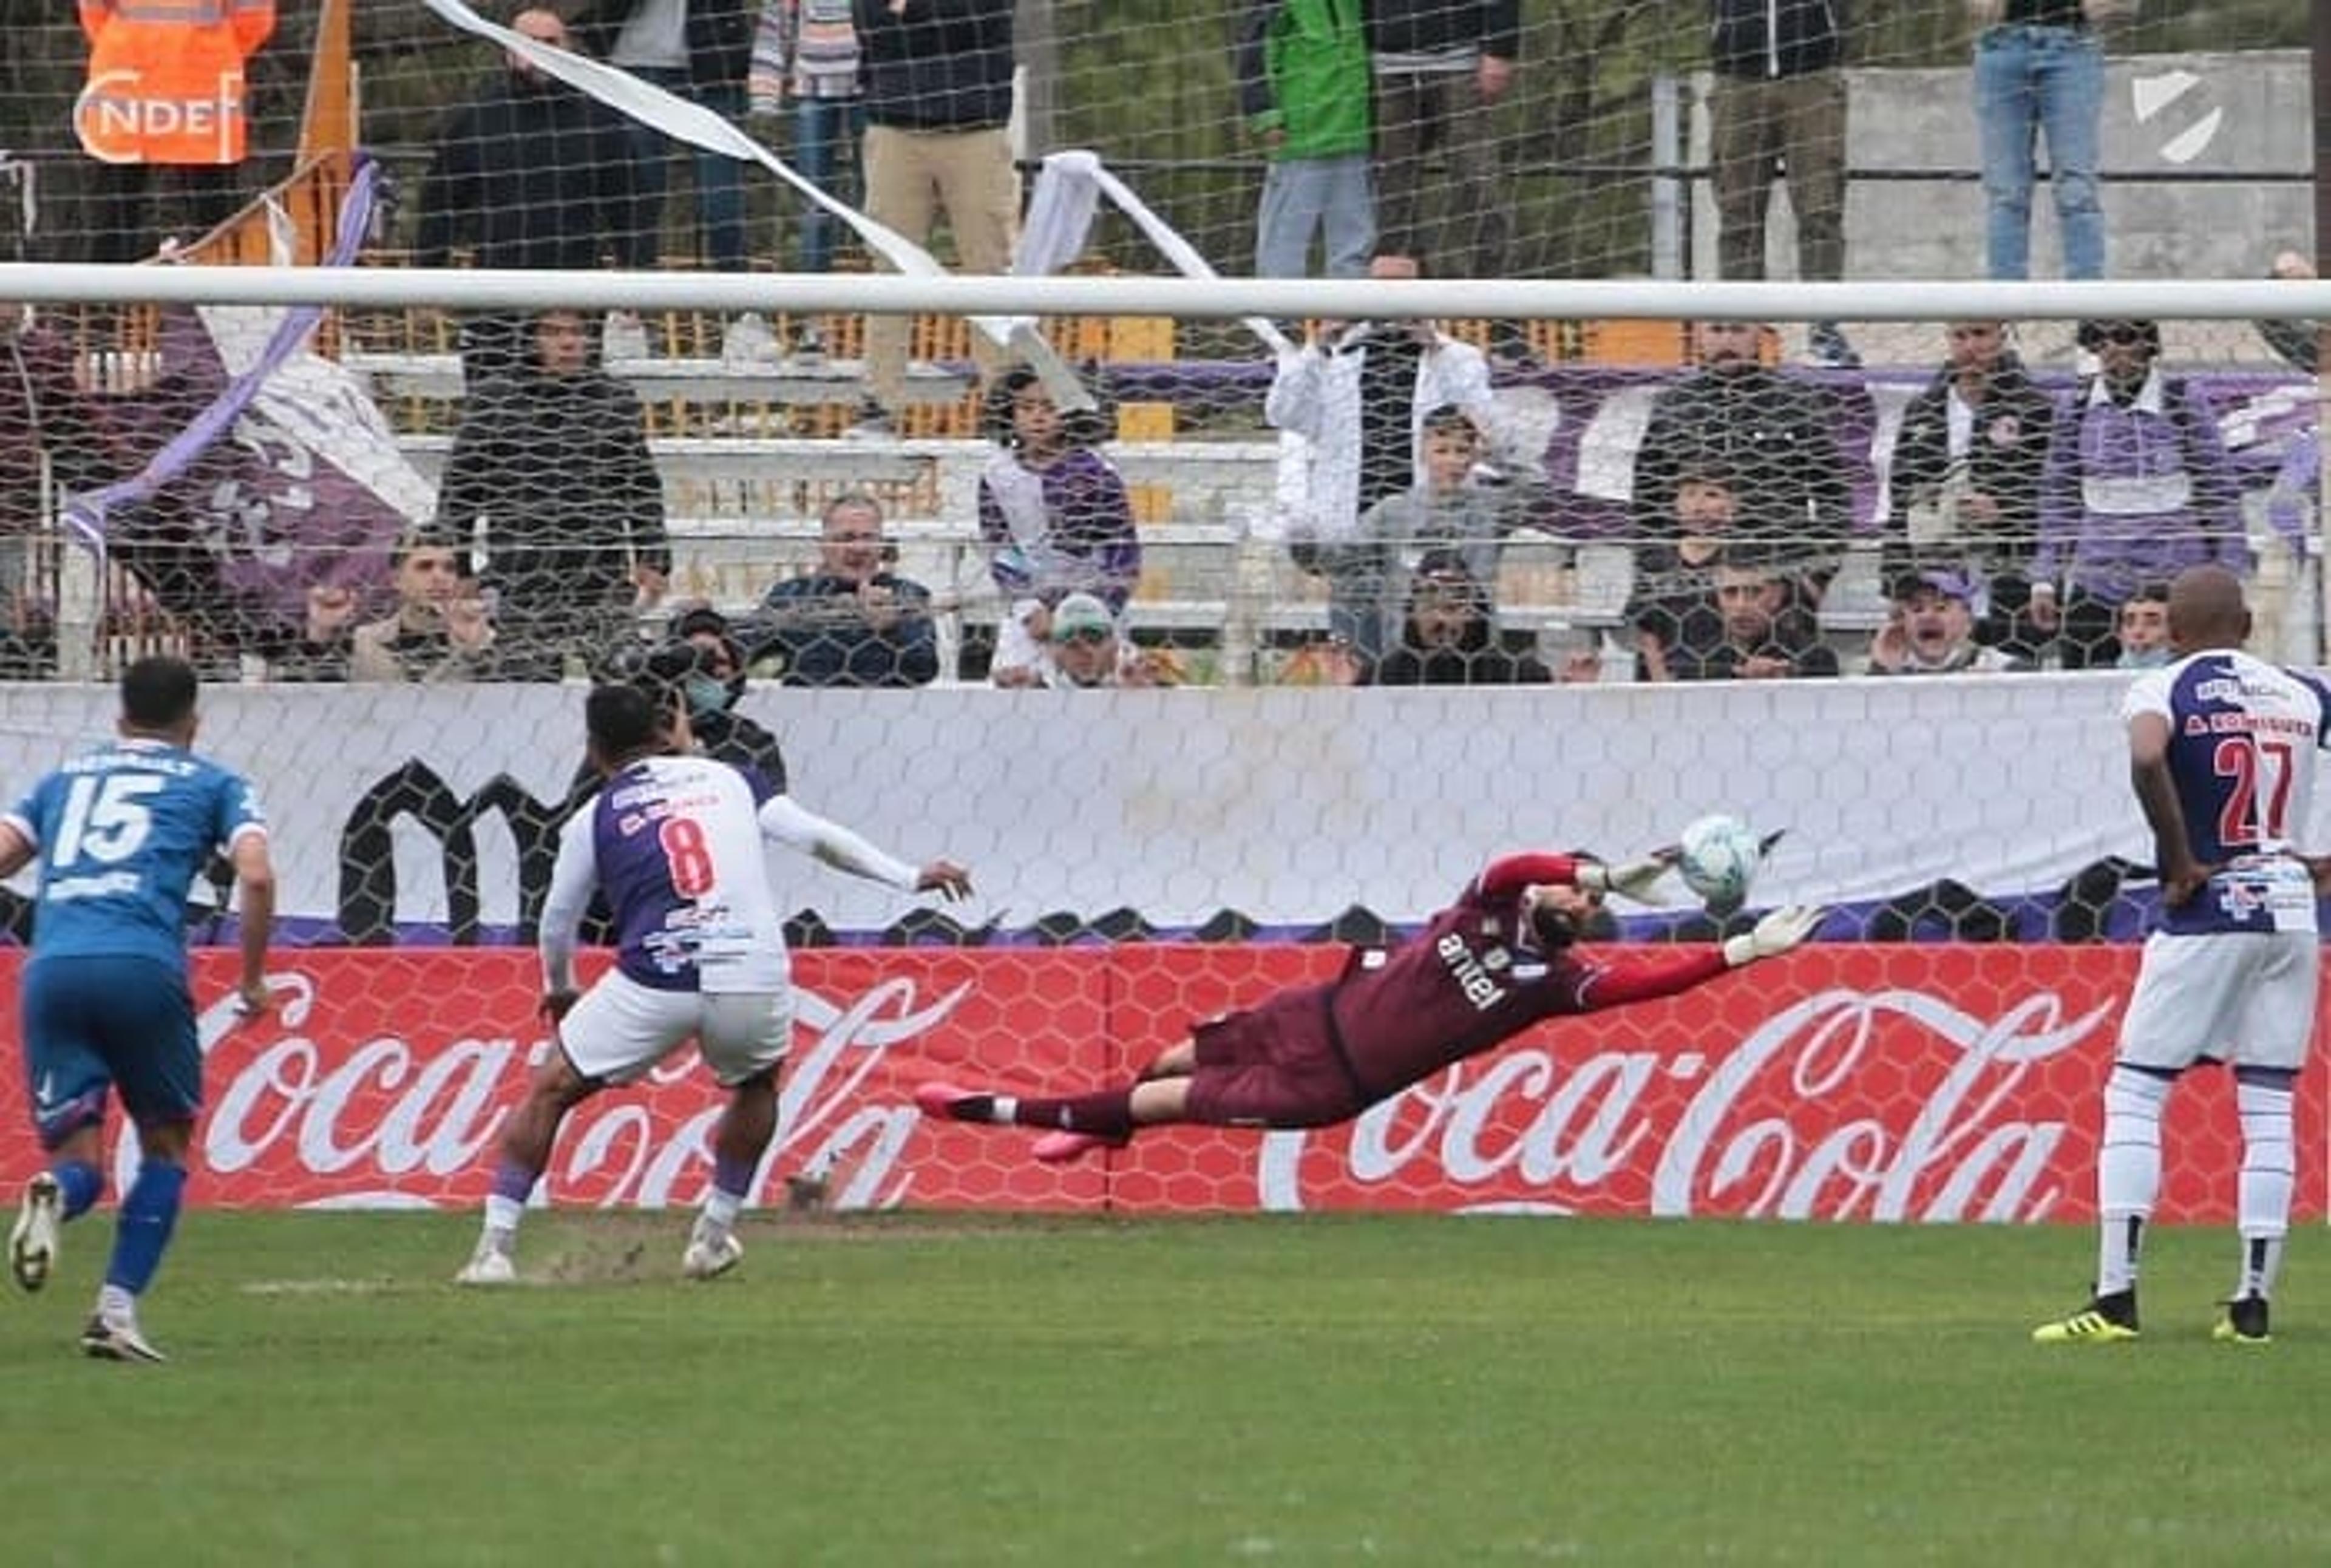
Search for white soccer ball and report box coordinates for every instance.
[1677,815,1762,912]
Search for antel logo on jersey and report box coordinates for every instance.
[174,968,974,1209]
[1255,987,2114,1220]
[73,70,245,165]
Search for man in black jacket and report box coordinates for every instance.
[1630,321,1851,599]
[1880,320,2057,661]
[574,1,758,276]
[412,9,638,387]
[846,0,1018,436]
[434,310,671,680]
[1708,0,1854,367]
[1364,0,1519,288]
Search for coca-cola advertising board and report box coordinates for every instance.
[0,945,2319,1222]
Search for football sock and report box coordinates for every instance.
[2096,1065,2170,1295]
[2234,1074,2295,1300]
[53,1159,103,1220]
[702,1156,753,1234]
[1006,1088,1136,1139]
[483,1162,538,1243]
[104,1159,185,1295]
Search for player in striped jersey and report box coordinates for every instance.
[457,679,969,1285]
[2036,566,2331,1346]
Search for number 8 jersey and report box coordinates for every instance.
[2125,649,2331,936]
[542,752,923,996]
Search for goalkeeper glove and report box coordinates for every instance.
[1577,852,1673,905]
[1722,905,1825,968]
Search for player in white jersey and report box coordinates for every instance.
[2037,566,2331,1347]
[458,681,971,1285]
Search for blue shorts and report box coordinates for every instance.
[21,954,199,1148]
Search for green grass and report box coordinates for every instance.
[4,1211,2327,1566]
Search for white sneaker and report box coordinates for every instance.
[721,311,782,370]
[841,399,896,441]
[10,1173,60,1292]
[453,1247,516,1287]
[81,1309,166,1363]
[788,321,827,366]
[681,1229,744,1281]
[603,310,651,364]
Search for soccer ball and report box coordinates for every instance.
[1676,815,1762,912]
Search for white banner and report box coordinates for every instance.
[0,675,2245,935]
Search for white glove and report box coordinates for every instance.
[1722,905,1825,968]
[1577,854,1672,906]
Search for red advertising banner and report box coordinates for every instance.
[0,945,2319,1222]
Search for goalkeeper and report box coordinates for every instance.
[917,850,1822,1163]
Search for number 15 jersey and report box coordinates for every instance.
[2124,649,2331,936]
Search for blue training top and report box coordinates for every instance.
[5,737,268,969]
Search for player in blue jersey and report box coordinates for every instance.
[456,680,971,1286]
[2036,566,2331,1348]
[1,656,275,1363]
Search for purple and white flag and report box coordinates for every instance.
[63,158,432,651]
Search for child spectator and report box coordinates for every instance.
[976,366,1141,687]
[1236,0,1373,280]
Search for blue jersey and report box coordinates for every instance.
[4,738,269,969]
[2123,650,2331,936]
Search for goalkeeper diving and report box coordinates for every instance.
[918,848,1823,1162]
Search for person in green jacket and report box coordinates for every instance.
[1235,0,1374,279]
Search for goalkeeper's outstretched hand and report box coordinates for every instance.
[1578,850,1676,906]
[1722,905,1826,968]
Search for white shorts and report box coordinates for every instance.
[557,969,793,1088]
[2116,929,2320,1074]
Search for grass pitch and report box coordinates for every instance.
[3,1210,2327,1566]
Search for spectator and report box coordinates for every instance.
[1318,403,1549,662]
[1237,0,1373,281]
[73,0,274,263]
[1882,319,2057,664]
[330,533,501,684]
[751,0,865,356]
[577,1,772,367]
[1630,320,1851,598]
[1368,552,1552,686]
[1267,256,1529,651]
[2031,319,2246,670]
[1003,591,1147,690]
[977,366,1141,687]
[1666,560,1839,682]
[434,309,671,680]
[745,492,940,687]
[2114,579,2170,669]
[1624,447,1737,683]
[1973,0,2109,282]
[1864,569,2026,676]
[846,0,1017,437]
[1364,0,1516,299]
[1707,0,1853,366]
[412,8,637,389]
[668,606,789,788]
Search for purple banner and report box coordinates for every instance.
[64,158,427,652]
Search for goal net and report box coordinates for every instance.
[0,2,2319,1224]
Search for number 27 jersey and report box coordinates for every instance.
[2124,649,2331,935]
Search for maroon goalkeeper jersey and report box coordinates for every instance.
[1325,854,1731,1102]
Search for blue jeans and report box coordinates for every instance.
[1975,24,2105,281]
[1254,154,1374,279]
[792,95,865,275]
[626,68,750,270]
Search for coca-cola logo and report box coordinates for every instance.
[1254,987,2115,1221]
[105,966,974,1209]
